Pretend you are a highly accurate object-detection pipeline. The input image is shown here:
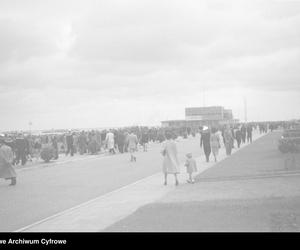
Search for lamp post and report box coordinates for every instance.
[203,86,206,107]
[244,97,247,123]
[29,121,32,134]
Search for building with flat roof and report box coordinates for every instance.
[161,106,238,129]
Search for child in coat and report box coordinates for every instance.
[184,153,197,183]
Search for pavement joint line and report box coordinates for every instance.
[14,132,266,232]
[197,172,300,182]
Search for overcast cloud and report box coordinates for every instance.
[0,0,300,131]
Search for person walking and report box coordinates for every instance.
[124,131,129,153]
[15,134,29,166]
[73,133,78,154]
[51,136,59,160]
[126,131,139,162]
[65,131,74,156]
[210,127,221,162]
[116,130,126,154]
[78,131,87,155]
[161,131,180,186]
[88,132,98,155]
[235,127,242,148]
[105,130,115,154]
[223,125,234,156]
[140,130,149,152]
[221,126,226,145]
[26,135,34,162]
[95,130,102,153]
[247,125,253,143]
[231,126,235,148]
[33,138,42,161]
[200,126,211,162]
[241,124,247,144]
[0,138,17,186]
[184,153,197,183]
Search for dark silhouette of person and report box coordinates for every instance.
[116,130,126,153]
[15,134,29,165]
[246,125,253,143]
[241,125,246,144]
[200,127,211,162]
[65,132,74,156]
[51,136,59,160]
[235,128,242,148]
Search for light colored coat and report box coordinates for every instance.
[161,140,180,174]
[210,132,221,155]
[105,132,115,149]
[0,144,17,179]
[127,133,138,150]
[224,128,234,155]
[185,158,197,174]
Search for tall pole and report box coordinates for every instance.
[203,86,206,107]
[29,121,32,134]
[244,97,247,123]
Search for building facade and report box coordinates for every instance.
[161,106,237,129]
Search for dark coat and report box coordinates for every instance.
[235,130,242,141]
[200,131,211,156]
[66,134,74,146]
[15,138,29,153]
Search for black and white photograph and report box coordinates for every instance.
[0,0,300,241]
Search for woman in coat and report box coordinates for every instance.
[105,130,115,154]
[126,131,138,162]
[223,125,234,156]
[161,131,180,186]
[210,127,221,162]
[200,126,211,162]
[0,138,17,186]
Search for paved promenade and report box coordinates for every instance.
[15,130,265,232]
[105,131,300,232]
[1,135,201,231]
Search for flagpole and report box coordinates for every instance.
[203,86,206,107]
[244,97,247,123]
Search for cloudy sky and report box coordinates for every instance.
[0,0,300,131]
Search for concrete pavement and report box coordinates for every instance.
[0,135,202,231]
[105,131,300,232]
[16,130,265,232]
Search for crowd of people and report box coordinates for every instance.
[0,126,195,167]
[0,120,290,186]
[161,121,285,185]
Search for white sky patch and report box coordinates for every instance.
[56,22,77,54]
